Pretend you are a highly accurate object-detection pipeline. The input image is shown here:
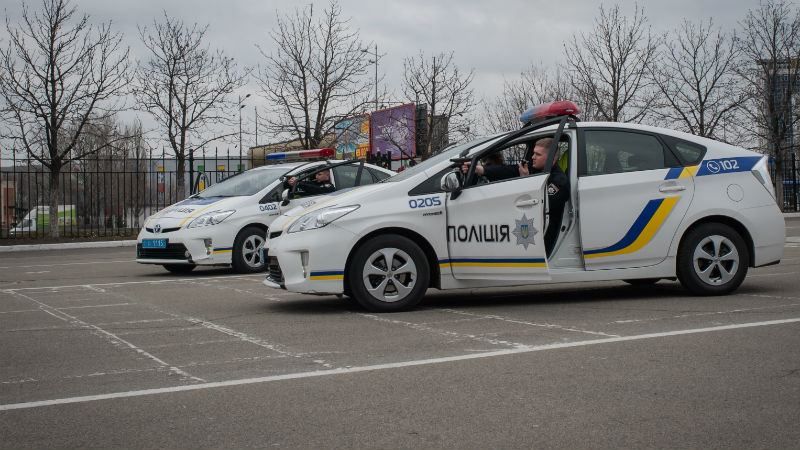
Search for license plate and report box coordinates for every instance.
[142,239,168,249]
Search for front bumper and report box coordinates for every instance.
[136,226,235,266]
[262,224,356,294]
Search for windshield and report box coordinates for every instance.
[197,167,286,198]
[384,134,504,183]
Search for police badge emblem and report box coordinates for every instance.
[512,214,538,249]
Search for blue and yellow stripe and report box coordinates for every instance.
[583,196,679,259]
[664,165,699,180]
[213,247,232,254]
[310,270,344,281]
[439,258,547,269]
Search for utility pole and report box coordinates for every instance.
[238,93,251,161]
[362,44,379,112]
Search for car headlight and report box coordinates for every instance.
[186,210,236,228]
[287,205,359,233]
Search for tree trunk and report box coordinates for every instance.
[176,154,186,201]
[48,169,62,238]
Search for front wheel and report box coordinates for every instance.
[232,226,267,273]
[677,223,749,296]
[348,234,430,312]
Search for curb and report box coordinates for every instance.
[785,212,800,219]
[0,240,136,253]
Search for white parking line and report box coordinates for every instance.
[0,274,264,292]
[357,312,530,348]
[1,317,798,412]
[440,308,620,337]
[8,291,205,384]
[0,260,135,270]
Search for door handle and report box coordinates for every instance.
[515,199,539,208]
[659,183,686,193]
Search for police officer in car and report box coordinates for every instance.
[462,137,569,255]
[287,169,335,195]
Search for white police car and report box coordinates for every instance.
[136,149,394,274]
[263,101,785,311]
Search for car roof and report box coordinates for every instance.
[249,160,395,174]
[524,121,753,156]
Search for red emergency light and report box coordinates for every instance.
[299,148,335,159]
[266,147,335,162]
[519,100,580,125]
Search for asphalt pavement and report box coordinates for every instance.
[0,219,798,448]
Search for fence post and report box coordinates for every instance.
[793,152,798,212]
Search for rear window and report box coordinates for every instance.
[660,135,707,165]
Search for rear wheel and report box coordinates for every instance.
[232,226,266,273]
[348,234,430,312]
[677,223,749,295]
[163,264,196,274]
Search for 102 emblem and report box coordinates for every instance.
[409,196,441,209]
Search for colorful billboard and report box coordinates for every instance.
[371,103,416,160]
[335,115,370,159]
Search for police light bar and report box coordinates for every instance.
[266,148,335,162]
[519,100,580,125]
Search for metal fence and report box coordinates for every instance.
[777,153,800,212]
[1,150,798,241]
[1,152,249,240]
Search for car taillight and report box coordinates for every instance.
[751,156,776,203]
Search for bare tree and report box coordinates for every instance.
[650,19,746,142]
[403,51,475,158]
[482,63,574,134]
[737,0,800,210]
[134,12,246,200]
[257,1,374,150]
[0,0,129,237]
[564,4,658,123]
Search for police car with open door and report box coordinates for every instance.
[263,101,785,312]
[136,148,394,274]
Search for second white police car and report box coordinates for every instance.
[136,149,393,274]
[263,101,785,312]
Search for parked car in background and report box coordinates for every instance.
[136,149,394,274]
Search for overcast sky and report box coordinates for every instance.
[0,0,781,154]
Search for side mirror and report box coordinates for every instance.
[281,188,291,206]
[440,171,462,192]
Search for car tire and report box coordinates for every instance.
[623,278,661,285]
[232,226,267,273]
[348,234,430,312]
[677,223,749,296]
[163,264,196,274]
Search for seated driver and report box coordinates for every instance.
[287,169,335,195]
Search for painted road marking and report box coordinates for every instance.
[8,291,205,384]
[0,274,264,292]
[0,260,135,270]
[1,317,798,411]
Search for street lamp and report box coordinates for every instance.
[238,93,251,161]
[362,44,379,112]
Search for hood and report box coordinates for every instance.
[145,195,248,229]
[284,182,395,219]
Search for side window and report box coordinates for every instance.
[368,168,391,182]
[660,135,706,165]
[260,185,282,203]
[331,164,364,189]
[582,130,674,176]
